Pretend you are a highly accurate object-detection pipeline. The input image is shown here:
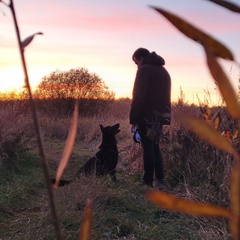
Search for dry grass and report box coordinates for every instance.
[0,101,35,168]
[0,99,234,239]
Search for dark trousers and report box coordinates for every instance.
[138,124,164,185]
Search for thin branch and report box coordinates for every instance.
[8,1,63,239]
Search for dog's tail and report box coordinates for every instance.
[50,178,73,187]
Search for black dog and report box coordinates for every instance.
[75,123,120,181]
[51,123,120,187]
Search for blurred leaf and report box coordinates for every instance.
[213,111,221,130]
[205,119,212,126]
[214,116,220,130]
[229,156,240,239]
[232,130,239,140]
[21,32,43,49]
[146,190,231,218]
[174,112,235,154]
[206,0,240,13]
[205,48,240,119]
[151,7,234,60]
[206,105,211,116]
[203,113,210,121]
[79,199,93,240]
[53,101,79,189]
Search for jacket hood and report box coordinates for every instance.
[142,51,165,66]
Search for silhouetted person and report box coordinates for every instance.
[130,48,171,187]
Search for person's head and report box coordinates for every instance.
[132,48,150,68]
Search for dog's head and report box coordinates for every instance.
[100,123,120,136]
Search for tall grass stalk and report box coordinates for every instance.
[4,1,63,239]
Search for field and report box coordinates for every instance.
[0,98,235,240]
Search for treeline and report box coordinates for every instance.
[0,97,132,117]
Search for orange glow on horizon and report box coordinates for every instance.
[1,0,239,106]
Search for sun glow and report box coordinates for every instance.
[0,66,25,92]
[0,64,59,94]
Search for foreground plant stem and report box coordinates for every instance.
[9,1,63,239]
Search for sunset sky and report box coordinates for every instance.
[0,0,239,104]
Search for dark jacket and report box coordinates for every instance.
[130,52,171,125]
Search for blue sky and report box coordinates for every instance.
[0,0,239,104]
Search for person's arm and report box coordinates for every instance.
[130,66,149,125]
